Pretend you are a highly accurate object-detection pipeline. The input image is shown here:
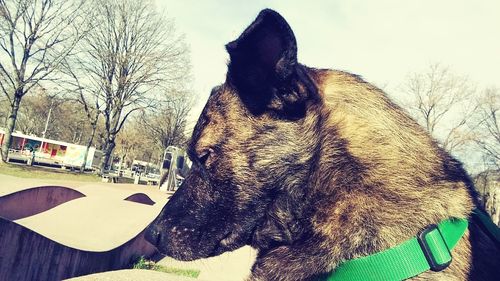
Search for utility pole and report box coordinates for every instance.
[42,99,55,139]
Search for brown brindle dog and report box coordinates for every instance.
[146,9,499,281]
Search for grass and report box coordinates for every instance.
[0,161,100,182]
[132,256,200,278]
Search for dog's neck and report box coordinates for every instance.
[250,103,336,250]
[251,91,474,261]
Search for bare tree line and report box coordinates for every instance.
[112,92,192,171]
[401,63,499,172]
[474,88,499,170]
[401,63,499,224]
[0,0,192,171]
[0,88,89,143]
[140,92,193,150]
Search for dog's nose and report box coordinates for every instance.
[144,223,162,248]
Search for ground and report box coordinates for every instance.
[0,161,100,182]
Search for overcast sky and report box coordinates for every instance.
[156,0,500,125]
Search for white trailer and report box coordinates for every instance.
[0,129,102,170]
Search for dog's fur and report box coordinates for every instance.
[146,9,499,281]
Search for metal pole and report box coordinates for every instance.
[42,100,54,139]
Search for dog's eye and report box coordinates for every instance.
[197,149,212,166]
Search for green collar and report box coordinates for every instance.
[323,217,468,281]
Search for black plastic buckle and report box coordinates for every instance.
[417,224,452,272]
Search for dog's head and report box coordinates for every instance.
[145,9,322,260]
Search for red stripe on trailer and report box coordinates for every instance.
[21,137,26,150]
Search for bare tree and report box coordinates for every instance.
[0,0,88,162]
[113,91,192,170]
[0,97,8,124]
[473,88,499,170]
[60,56,103,171]
[114,120,157,169]
[81,0,190,172]
[402,64,478,153]
[14,86,57,136]
[12,87,91,143]
[140,91,192,153]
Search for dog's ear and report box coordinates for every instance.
[226,9,297,90]
[226,9,317,117]
[226,10,316,116]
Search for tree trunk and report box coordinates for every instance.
[1,94,22,162]
[100,136,116,173]
[100,107,122,173]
